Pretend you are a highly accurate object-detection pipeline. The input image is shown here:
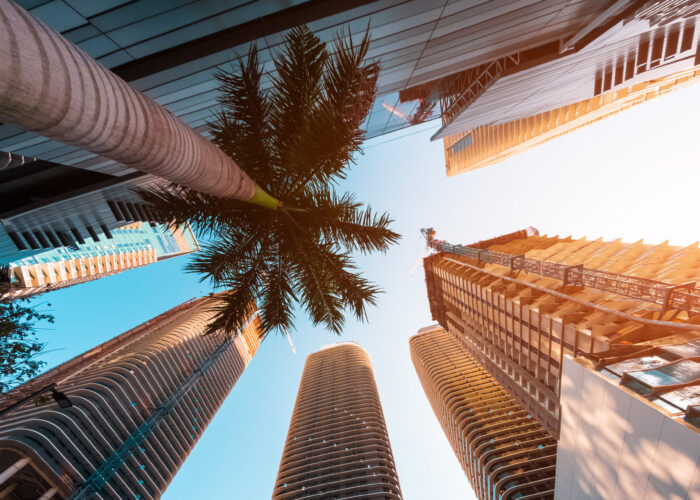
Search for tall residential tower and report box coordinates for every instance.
[1,221,199,300]
[410,325,557,500]
[0,294,262,499]
[273,342,402,500]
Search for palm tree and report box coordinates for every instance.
[139,26,400,335]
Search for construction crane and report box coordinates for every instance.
[421,227,700,317]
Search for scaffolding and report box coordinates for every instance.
[422,228,700,318]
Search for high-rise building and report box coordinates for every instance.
[0,152,200,300]
[1,221,199,300]
[273,342,402,500]
[2,0,639,173]
[395,1,700,176]
[0,294,262,499]
[423,227,700,434]
[423,1,700,139]
[410,325,557,500]
[421,228,700,498]
[442,64,700,176]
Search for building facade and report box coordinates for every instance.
[442,63,700,176]
[422,228,700,497]
[1,220,199,300]
[0,295,262,499]
[555,354,700,499]
[410,325,557,500]
[273,342,402,500]
[425,0,700,140]
[423,227,700,437]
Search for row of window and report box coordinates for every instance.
[107,199,160,225]
[7,223,113,252]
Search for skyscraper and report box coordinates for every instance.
[410,325,557,500]
[0,294,262,499]
[1,0,633,172]
[442,64,700,176]
[419,1,700,141]
[273,342,402,500]
[423,227,700,435]
[421,228,700,498]
[1,221,199,300]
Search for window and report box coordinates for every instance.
[85,225,99,242]
[33,230,50,248]
[21,231,40,250]
[100,224,113,239]
[7,231,27,250]
[44,231,61,247]
[107,200,125,221]
[450,134,472,154]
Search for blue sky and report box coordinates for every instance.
[25,82,700,499]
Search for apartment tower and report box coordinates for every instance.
[422,228,700,498]
[442,64,700,176]
[0,294,262,499]
[273,342,402,499]
[2,221,199,300]
[410,325,556,500]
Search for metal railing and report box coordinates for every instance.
[439,54,520,126]
[423,228,700,316]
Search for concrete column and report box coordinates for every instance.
[0,457,29,486]
[38,487,58,499]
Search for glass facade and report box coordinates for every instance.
[5,222,195,270]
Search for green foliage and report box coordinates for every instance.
[138,25,399,336]
[0,298,53,392]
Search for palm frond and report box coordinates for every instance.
[297,190,400,253]
[282,27,379,196]
[137,24,400,338]
[259,244,297,332]
[134,184,251,237]
[204,289,257,336]
[210,45,275,188]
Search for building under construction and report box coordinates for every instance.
[410,325,557,500]
[421,227,700,499]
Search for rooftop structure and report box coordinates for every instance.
[410,325,557,500]
[0,294,262,499]
[442,63,700,176]
[273,342,402,499]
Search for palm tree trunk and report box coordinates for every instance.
[0,0,256,200]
